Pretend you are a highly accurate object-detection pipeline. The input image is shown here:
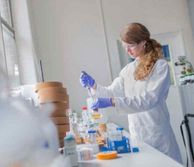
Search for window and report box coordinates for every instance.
[0,0,20,87]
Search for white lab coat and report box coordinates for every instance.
[92,58,182,163]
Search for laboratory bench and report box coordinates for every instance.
[78,143,184,167]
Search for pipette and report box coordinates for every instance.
[87,87,94,101]
[81,71,102,119]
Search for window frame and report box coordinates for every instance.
[0,0,21,86]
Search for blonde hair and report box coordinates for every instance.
[120,23,163,80]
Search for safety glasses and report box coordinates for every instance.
[122,41,138,50]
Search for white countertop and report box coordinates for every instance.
[78,143,183,167]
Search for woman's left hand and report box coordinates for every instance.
[91,98,113,110]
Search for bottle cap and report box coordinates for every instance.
[64,134,75,141]
[116,127,124,131]
[82,106,87,110]
[132,147,139,153]
[88,130,96,134]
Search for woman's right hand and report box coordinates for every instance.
[80,71,95,88]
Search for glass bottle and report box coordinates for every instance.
[64,134,78,166]
[116,127,124,141]
[88,130,97,144]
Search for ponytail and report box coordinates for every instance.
[134,38,163,80]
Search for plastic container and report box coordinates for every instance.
[88,130,97,144]
[107,136,131,153]
[97,151,118,160]
[81,106,90,126]
[106,127,131,153]
[64,134,78,166]
[107,130,121,141]
[77,147,93,161]
[87,130,99,154]
[116,127,124,141]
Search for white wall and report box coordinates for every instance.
[27,0,112,112]
[188,0,194,39]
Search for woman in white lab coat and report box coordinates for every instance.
[80,22,182,163]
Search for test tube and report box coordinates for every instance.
[87,87,102,120]
[87,87,98,111]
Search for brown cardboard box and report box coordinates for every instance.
[51,102,69,110]
[40,102,69,110]
[51,109,68,117]
[51,117,69,125]
[59,138,64,147]
[59,134,66,141]
[35,82,63,92]
[56,124,70,134]
[58,131,66,138]
[37,87,67,97]
[39,103,69,117]
[39,93,69,103]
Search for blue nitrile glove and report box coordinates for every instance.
[80,71,95,88]
[91,98,113,110]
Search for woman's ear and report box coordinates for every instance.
[143,40,147,46]
[141,40,147,48]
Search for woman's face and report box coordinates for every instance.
[122,41,146,59]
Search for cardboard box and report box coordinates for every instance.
[37,87,67,97]
[51,109,68,117]
[39,93,69,103]
[39,103,69,117]
[51,117,69,125]
[35,82,63,92]
[40,102,69,110]
[56,124,70,134]
[59,133,66,141]
[59,138,64,147]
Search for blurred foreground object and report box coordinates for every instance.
[0,71,70,167]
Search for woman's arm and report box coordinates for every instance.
[90,76,125,98]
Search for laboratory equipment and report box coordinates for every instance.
[82,106,89,123]
[116,127,124,141]
[86,130,99,154]
[98,123,107,137]
[64,134,78,166]
[82,106,92,129]
[88,130,97,144]
[96,151,118,160]
[77,147,93,161]
[174,56,194,85]
[87,97,102,120]
[107,127,131,153]
[180,114,194,167]
[87,87,98,111]
[132,147,140,153]
[91,111,102,120]
[107,136,131,153]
